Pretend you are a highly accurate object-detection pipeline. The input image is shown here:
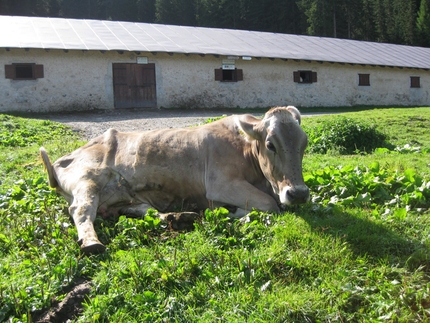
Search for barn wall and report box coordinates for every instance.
[1,48,429,113]
[155,54,430,108]
[0,49,115,112]
[308,63,430,107]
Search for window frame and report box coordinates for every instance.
[5,63,44,80]
[293,70,317,84]
[358,73,370,86]
[214,68,243,82]
[410,76,420,88]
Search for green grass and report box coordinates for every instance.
[302,107,430,178]
[0,108,429,322]
[302,107,430,148]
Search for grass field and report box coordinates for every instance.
[0,107,429,322]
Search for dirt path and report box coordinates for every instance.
[38,108,255,140]
[37,107,323,140]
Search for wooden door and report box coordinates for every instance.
[112,63,157,108]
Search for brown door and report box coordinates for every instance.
[112,63,157,108]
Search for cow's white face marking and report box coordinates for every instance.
[279,185,311,205]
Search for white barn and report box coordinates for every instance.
[1,15,429,112]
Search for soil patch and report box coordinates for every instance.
[34,278,92,323]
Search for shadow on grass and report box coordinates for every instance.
[86,202,430,274]
[293,204,430,271]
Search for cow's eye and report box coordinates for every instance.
[265,141,276,152]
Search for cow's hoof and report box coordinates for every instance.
[78,239,106,254]
[165,212,199,230]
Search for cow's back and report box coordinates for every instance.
[52,116,260,212]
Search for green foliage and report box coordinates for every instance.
[1,108,429,322]
[306,162,430,217]
[0,178,81,322]
[108,213,163,250]
[416,0,430,47]
[375,143,430,155]
[0,115,83,322]
[0,114,74,148]
[304,116,389,154]
[202,114,227,124]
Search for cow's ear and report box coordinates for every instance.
[286,106,301,125]
[235,115,263,141]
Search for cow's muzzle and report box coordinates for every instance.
[280,185,310,205]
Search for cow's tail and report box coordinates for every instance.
[39,147,58,188]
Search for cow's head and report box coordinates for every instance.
[237,106,310,206]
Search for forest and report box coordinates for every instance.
[1,0,430,47]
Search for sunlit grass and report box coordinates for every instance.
[1,108,429,322]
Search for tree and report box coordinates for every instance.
[371,0,419,45]
[298,0,344,37]
[238,0,305,34]
[195,0,242,28]
[353,0,377,41]
[108,0,145,21]
[61,0,95,18]
[416,0,430,46]
[195,0,225,27]
[397,0,419,45]
[136,0,156,22]
[155,0,197,25]
[46,0,61,16]
[0,0,33,16]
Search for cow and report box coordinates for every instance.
[40,106,309,254]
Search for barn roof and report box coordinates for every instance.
[1,15,429,70]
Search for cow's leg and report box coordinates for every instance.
[120,204,199,230]
[159,212,199,230]
[119,204,153,217]
[69,185,105,254]
[207,180,280,218]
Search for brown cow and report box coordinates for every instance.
[40,106,309,253]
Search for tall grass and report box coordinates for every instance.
[0,108,429,322]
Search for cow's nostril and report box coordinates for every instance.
[286,186,310,204]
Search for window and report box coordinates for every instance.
[293,71,317,84]
[410,76,420,88]
[214,68,243,82]
[358,74,370,86]
[5,63,44,80]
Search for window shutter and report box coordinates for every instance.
[236,69,243,81]
[5,64,15,79]
[311,71,317,83]
[34,64,44,78]
[293,71,300,83]
[359,74,370,86]
[410,76,420,88]
[214,68,222,81]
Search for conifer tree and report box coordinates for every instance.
[416,0,430,46]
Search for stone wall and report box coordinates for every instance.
[0,48,428,113]
[0,49,113,112]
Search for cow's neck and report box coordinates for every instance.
[249,140,265,180]
[250,140,280,201]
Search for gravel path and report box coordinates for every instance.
[38,108,265,140]
[37,107,323,140]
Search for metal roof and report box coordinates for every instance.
[1,15,430,69]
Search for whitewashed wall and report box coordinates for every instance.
[156,54,430,108]
[0,48,429,113]
[0,49,114,112]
